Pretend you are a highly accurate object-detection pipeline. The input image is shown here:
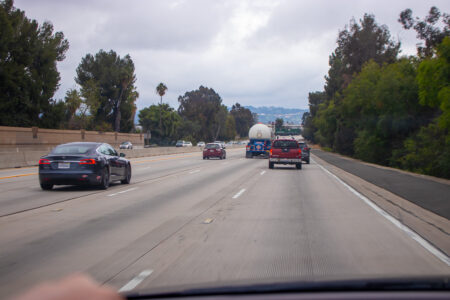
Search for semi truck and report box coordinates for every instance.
[245,124,274,158]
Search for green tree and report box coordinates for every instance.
[275,118,284,131]
[340,59,424,163]
[325,14,400,98]
[302,91,326,142]
[138,103,181,145]
[75,49,137,132]
[156,82,168,131]
[0,0,69,127]
[399,6,449,58]
[314,13,400,153]
[63,89,82,128]
[225,114,237,140]
[230,103,255,137]
[177,86,226,141]
[397,123,450,178]
[416,37,450,129]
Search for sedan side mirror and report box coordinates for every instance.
[120,153,126,157]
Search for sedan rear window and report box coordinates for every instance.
[52,145,93,154]
[205,144,219,149]
[272,140,298,149]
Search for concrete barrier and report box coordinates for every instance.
[0,145,245,169]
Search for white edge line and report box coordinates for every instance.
[260,170,266,175]
[108,187,138,197]
[117,187,137,194]
[232,188,246,199]
[118,269,153,292]
[317,163,450,266]
[189,169,200,174]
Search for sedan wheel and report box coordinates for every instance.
[99,167,110,189]
[40,183,53,190]
[121,164,131,184]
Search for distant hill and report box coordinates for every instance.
[245,106,308,124]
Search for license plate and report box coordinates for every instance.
[210,150,214,152]
[58,162,70,169]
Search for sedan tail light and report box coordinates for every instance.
[298,149,302,156]
[39,158,51,165]
[269,149,273,156]
[79,159,96,165]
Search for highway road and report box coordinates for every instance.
[0,148,448,298]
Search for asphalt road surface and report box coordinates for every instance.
[0,149,448,298]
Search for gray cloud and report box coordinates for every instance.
[14,0,450,110]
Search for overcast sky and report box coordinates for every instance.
[14,0,450,110]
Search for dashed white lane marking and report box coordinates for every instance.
[317,163,450,267]
[189,169,200,174]
[260,170,266,175]
[232,188,246,199]
[119,269,153,292]
[107,187,138,197]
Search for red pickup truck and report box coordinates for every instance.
[269,139,302,169]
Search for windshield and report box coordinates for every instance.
[1,1,449,299]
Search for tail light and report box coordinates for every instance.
[39,158,51,165]
[246,146,250,151]
[269,149,273,156]
[298,148,302,156]
[79,159,96,165]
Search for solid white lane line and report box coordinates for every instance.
[317,163,450,267]
[108,187,138,197]
[118,270,153,292]
[232,188,246,199]
[260,170,266,175]
[189,169,200,174]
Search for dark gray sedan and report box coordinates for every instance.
[38,142,131,190]
[298,142,310,164]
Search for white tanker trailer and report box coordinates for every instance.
[246,124,274,158]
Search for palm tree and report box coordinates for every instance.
[156,83,168,132]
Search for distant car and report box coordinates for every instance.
[269,139,302,169]
[38,142,131,190]
[197,141,206,147]
[297,141,310,164]
[176,140,193,147]
[119,141,133,149]
[203,143,226,160]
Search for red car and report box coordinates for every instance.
[269,139,302,169]
[203,143,226,159]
